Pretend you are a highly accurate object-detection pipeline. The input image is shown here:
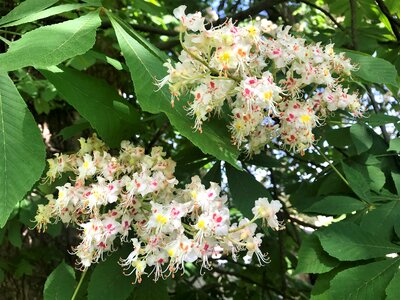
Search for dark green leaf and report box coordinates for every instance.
[41,66,140,147]
[131,278,169,300]
[388,138,400,152]
[226,164,271,218]
[44,261,76,300]
[350,124,373,154]
[386,269,400,300]
[317,222,400,261]
[341,162,371,201]
[305,196,366,215]
[0,73,46,227]
[294,234,340,274]
[365,113,399,127]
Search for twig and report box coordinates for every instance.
[376,0,400,40]
[295,0,345,31]
[131,24,177,36]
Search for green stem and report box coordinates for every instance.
[0,29,21,35]
[314,146,350,187]
[71,270,87,300]
[228,217,258,233]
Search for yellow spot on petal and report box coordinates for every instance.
[300,115,311,123]
[156,214,167,225]
[167,249,175,257]
[197,219,205,229]
[83,161,89,169]
[263,90,273,101]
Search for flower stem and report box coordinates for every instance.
[228,217,258,233]
[71,270,87,300]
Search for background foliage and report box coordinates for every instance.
[0,0,399,299]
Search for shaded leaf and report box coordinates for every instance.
[388,138,400,152]
[305,196,366,215]
[350,124,373,154]
[386,269,400,300]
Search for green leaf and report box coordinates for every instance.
[7,219,22,248]
[366,165,385,192]
[41,66,140,147]
[87,247,135,300]
[360,201,400,240]
[44,261,76,300]
[392,172,400,194]
[388,138,400,152]
[386,269,400,300]
[341,162,371,201]
[304,196,366,215]
[0,11,101,72]
[294,234,340,274]
[0,73,46,227]
[345,51,399,87]
[58,120,91,140]
[329,258,400,300]
[350,124,373,154]
[226,164,272,218]
[317,222,400,261]
[108,14,239,167]
[131,278,169,300]
[2,3,90,27]
[0,0,58,26]
[365,113,399,127]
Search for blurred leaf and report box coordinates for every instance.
[58,120,91,140]
[294,234,340,274]
[41,66,140,147]
[87,247,135,300]
[316,222,400,261]
[386,270,400,300]
[350,124,373,154]
[304,196,366,215]
[7,219,22,248]
[226,164,271,218]
[108,13,240,167]
[388,138,400,152]
[360,201,400,240]
[0,73,46,227]
[3,3,90,27]
[131,278,169,300]
[14,259,33,278]
[0,0,58,26]
[365,113,399,127]
[0,11,101,72]
[329,258,400,300]
[44,261,76,300]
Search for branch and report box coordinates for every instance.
[349,0,358,49]
[131,24,178,36]
[295,0,345,31]
[376,0,400,41]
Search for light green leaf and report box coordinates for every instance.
[0,11,101,72]
[2,3,90,27]
[329,258,400,300]
[108,14,239,167]
[386,269,400,300]
[350,123,373,154]
[341,162,371,201]
[360,201,400,240]
[87,247,135,300]
[388,138,400,152]
[317,222,400,261]
[226,164,271,218]
[345,51,399,87]
[41,66,140,147]
[0,0,58,26]
[294,234,340,274]
[44,261,76,300]
[0,73,46,227]
[305,196,366,215]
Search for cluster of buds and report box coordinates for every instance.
[35,135,282,282]
[159,5,362,154]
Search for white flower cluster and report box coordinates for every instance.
[35,135,282,282]
[159,6,362,154]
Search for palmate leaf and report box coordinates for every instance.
[108,13,240,167]
[0,73,45,227]
[0,0,58,26]
[0,11,101,72]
